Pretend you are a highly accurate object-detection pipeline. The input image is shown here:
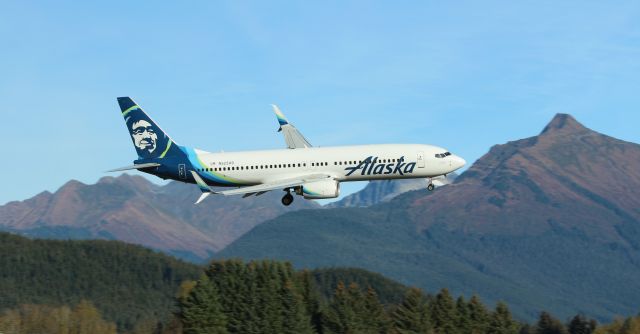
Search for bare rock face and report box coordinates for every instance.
[0,174,318,262]
[409,113,640,245]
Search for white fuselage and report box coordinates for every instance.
[191,143,465,187]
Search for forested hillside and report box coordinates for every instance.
[0,233,421,333]
[0,232,201,331]
[178,259,524,334]
[2,251,638,333]
[179,259,637,334]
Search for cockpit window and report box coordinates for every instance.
[435,152,452,158]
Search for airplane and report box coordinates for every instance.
[108,97,466,206]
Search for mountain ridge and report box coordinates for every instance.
[0,173,318,262]
[218,113,640,321]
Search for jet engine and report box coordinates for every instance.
[296,179,340,199]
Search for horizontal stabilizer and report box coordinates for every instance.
[190,171,218,204]
[106,163,161,172]
[195,192,211,205]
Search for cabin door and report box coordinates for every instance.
[417,151,425,168]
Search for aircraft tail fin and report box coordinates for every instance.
[117,97,182,160]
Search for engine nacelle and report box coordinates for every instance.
[297,179,340,199]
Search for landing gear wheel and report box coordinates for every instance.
[281,193,294,206]
[427,184,435,192]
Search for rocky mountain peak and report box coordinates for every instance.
[540,113,589,136]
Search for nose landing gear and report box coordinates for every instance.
[281,191,294,206]
[426,178,435,192]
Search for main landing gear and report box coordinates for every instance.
[281,191,294,206]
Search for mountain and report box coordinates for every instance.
[218,114,640,322]
[327,174,457,208]
[0,174,318,262]
[0,232,200,330]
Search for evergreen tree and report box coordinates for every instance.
[536,311,568,334]
[456,296,472,334]
[362,287,392,334]
[298,269,324,333]
[468,295,490,334]
[431,288,458,334]
[179,276,227,334]
[323,281,367,334]
[392,287,432,334]
[487,302,519,334]
[567,315,596,334]
[281,279,315,334]
[519,324,536,334]
[188,259,320,334]
[252,261,278,333]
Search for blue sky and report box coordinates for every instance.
[1,1,639,204]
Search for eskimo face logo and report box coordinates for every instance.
[131,119,158,155]
[344,156,416,176]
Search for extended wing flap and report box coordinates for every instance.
[218,174,331,196]
[272,105,312,149]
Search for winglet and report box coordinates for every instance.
[189,171,216,204]
[272,104,289,128]
[270,105,312,149]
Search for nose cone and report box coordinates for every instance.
[451,155,466,171]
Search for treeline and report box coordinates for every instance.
[0,300,116,334]
[2,243,640,334]
[175,259,610,334]
[177,258,520,333]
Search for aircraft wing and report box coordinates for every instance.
[189,170,332,203]
[218,173,331,196]
[272,105,312,149]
